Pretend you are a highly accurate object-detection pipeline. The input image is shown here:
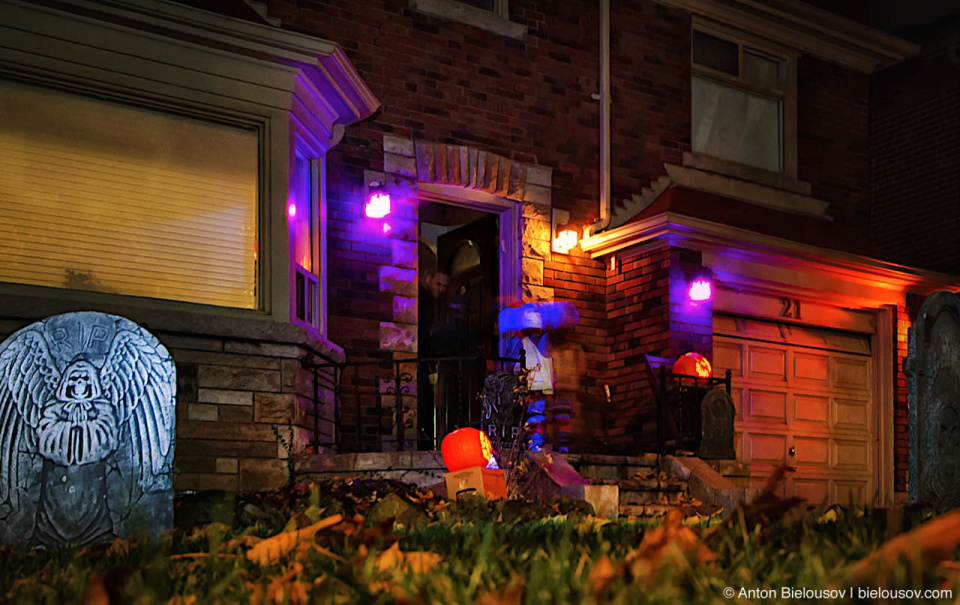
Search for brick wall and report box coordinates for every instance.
[871,52,960,274]
[797,56,871,230]
[894,302,911,492]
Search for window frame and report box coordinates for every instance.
[408,0,526,40]
[289,122,328,338]
[690,18,798,178]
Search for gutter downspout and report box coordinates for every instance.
[587,0,611,238]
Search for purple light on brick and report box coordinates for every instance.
[287,203,296,218]
[688,278,712,302]
[365,192,391,218]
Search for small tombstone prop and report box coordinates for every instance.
[905,291,960,509]
[699,388,736,460]
[0,312,175,548]
[481,371,522,453]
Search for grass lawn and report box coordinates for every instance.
[2,478,959,604]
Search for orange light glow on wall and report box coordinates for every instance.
[674,352,712,378]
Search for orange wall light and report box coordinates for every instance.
[441,428,493,472]
[674,352,712,378]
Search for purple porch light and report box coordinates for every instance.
[365,192,391,218]
[688,277,712,302]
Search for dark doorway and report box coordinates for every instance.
[418,203,499,448]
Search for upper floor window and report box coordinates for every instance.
[691,26,795,175]
[454,0,506,16]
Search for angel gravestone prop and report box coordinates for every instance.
[0,312,175,549]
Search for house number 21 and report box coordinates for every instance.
[779,297,802,320]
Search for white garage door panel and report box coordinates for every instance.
[833,358,871,390]
[794,436,830,466]
[834,398,870,431]
[748,390,788,422]
[794,394,829,425]
[747,433,787,462]
[714,315,875,506]
[793,479,829,503]
[794,352,830,386]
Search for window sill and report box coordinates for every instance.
[683,152,811,197]
[409,0,526,40]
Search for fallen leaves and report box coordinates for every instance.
[841,507,960,588]
[376,541,442,575]
[245,514,346,566]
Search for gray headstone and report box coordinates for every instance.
[0,312,176,548]
[481,371,522,451]
[905,291,960,509]
[699,389,736,460]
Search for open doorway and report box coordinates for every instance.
[418,202,499,449]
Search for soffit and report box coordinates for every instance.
[653,0,919,73]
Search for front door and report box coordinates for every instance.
[436,213,499,436]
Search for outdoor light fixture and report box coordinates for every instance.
[552,208,578,254]
[688,277,712,302]
[287,203,297,218]
[365,191,391,219]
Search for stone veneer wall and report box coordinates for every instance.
[359,135,555,448]
[0,305,340,492]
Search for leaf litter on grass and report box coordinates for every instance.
[8,473,960,603]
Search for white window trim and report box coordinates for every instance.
[692,18,799,178]
[289,125,328,338]
[409,0,526,40]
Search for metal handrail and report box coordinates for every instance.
[304,353,523,452]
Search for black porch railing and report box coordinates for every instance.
[656,364,732,456]
[306,354,523,452]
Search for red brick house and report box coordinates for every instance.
[1,0,956,506]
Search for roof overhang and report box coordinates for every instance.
[2,0,380,126]
[581,211,960,308]
[652,0,920,73]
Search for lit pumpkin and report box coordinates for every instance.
[441,428,493,472]
[673,352,712,378]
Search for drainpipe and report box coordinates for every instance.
[587,0,612,238]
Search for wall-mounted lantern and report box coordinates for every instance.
[688,277,712,303]
[365,191,391,219]
[552,208,578,254]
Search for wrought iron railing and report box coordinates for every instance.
[305,353,523,452]
[655,364,732,456]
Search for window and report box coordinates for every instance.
[0,79,259,309]
[691,27,794,175]
[290,149,323,332]
[409,0,525,39]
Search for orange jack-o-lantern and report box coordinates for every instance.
[673,352,712,378]
[441,428,493,472]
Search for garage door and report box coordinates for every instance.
[713,315,874,506]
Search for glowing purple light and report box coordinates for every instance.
[383,223,391,233]
[365,192,391,219]
[287,203,297,219]
[688,278,712,302]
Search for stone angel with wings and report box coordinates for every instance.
[0,312,176,549]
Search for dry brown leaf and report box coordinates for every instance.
[166,596,197,605]
[587,555,618,595]
[627,509,716,581]
[376,541,442,574]
[246,514,345,566]
[476,574,525,605]
[842,508,960,588]
[81,573,109,605]
[719,465,804,534]
[249,563,309,605]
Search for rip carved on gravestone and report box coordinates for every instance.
[905,291,960,510]
[0,312,176,548]
[481,371,522,452]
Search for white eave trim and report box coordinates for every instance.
[653,0,919,73]
[581,211,960,293]
[12,0,379,123]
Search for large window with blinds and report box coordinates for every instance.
[0,79,259,309]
